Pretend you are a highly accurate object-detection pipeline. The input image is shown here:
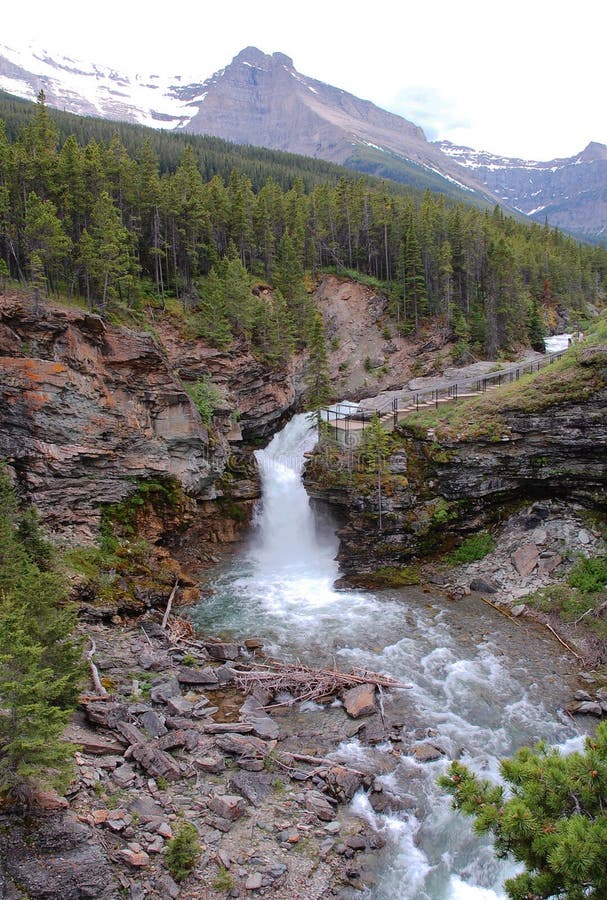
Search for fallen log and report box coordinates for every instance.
[85,639,108,697]
[480,595,521,625]
[545,623,584,660]
[161,578,179,630]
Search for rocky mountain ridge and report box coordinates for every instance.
[438,139,607,242]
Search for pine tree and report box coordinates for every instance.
[527,295,546,352]
[358,413,391,475]
[193,268,232,348]
[440,723,607,900]
[304,309,332,408]
[24,192,72,294]
[0,467,82,799]
[78,191,136,310]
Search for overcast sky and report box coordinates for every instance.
[2,0,605,160]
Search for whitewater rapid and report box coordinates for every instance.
[192,412,579,899]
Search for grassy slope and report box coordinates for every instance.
[401,317,607,442]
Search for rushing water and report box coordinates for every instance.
[192,412,582,900]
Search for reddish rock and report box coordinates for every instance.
[205,642,240,661]
[0,296,214,536]
[539,553,563,574]
[118,848,150,867]
[209,793,246,821]
[511,543,539,577]
[411,742,444,762]
[342,683,377,719]
[32,788,68,811]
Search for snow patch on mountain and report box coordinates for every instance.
[0,41,196,128]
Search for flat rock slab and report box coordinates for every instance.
[204,642,240,661]
[214,733,272,757]
[1,813,118,900]
[511,543,539,577]
[240,697,280,739]
[194,751,226,774]
[342,683,377,719]
[177,665,219,685]
[228,771,274,807]
[63,723,124,755]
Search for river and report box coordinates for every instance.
[192,412,582,899]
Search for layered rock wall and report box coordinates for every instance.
[306,383,607,580]
[0,296,220,538]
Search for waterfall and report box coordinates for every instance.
[252,412,339,577]
[193,412,579,900]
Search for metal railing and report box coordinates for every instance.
[318,348,568,445]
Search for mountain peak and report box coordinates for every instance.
[231,47,294,71]
[578,141,607,162]
[232,46,268,67]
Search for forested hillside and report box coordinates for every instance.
[1,93,606,366]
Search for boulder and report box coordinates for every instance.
[323,765,363,802]
[140,710,168,738]
[469,576,498,594]
[209,793,246,821]
[177,665,219,685]
[118,848,150,868]
[411,741,445,762]
[83,700,130,729]
[130,743,181,782]
[165,696,194,717]
[567,701,603,717]
[150,676,182,703]
[342,683,377,719]
[304,791,337,822]
[112,763,136,787]
[246,872,263,890]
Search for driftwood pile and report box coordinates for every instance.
[232,660,411,709]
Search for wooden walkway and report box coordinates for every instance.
[319,348,568,446]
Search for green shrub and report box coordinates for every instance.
[448,532,496,565]
[165,822,201,882]
[568,555,607,594]
[184,377,222,426]
[213,865,235,893]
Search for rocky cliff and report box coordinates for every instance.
[305,351,607,581]
[0,293,304,549]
